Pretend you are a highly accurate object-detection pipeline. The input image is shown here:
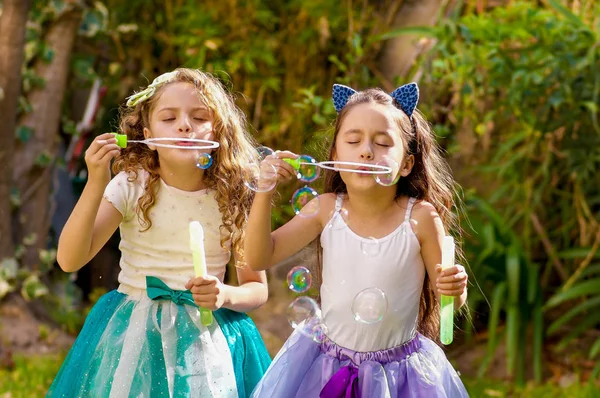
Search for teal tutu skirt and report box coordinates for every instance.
[47,289,271,397]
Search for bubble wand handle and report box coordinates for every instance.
[440,236,454,345]
[189,221,213,327]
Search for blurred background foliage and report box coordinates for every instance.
[0,0,599,395]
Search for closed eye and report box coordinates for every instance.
[163,118,175,122]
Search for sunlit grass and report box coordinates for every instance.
[0,353,598,397]
[463,377,600,397]
[0,353,65,398]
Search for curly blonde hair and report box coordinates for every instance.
[112,68,259,266]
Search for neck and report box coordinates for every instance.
[159,164,207,191]
[345,186,398,219]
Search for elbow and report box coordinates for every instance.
[56,251,81,273]
[249,282,269,308]
[246,260,270,272]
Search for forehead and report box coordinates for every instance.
[339,102,397,134]
[153,82,206,110]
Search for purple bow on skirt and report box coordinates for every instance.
[320,365,360,398]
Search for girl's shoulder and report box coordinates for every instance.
[315,192,338,228]
[408,199,444,243]
[411,199,438,218]
[112,168,148,187]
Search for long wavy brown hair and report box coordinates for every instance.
[317,88,462,342]
[112,68,259,266]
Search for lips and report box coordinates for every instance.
[175,140,195,146]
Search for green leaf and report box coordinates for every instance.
[38,249,57,267]
[557,312,600,350]
[478,282,506,377]
[546,0,589,30]
[21,274,49,301]
[590,336,600,359]
[506,244,520,305]
[533,295,543,382]
[0,258,19,280]
[34,151,53,167]
[41,44,55,63]
[545,279,600,309]
[548,296,600,335]
[15,125,34,143]
[22,233,37,246]
[557,248,600,260]
[506,305,519,376]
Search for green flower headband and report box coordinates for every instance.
[125,71,178,107]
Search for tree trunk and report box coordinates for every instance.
[0,0,32,260]
[378,0,444,83]
[12,8,83,269]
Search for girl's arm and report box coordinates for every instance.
[245,192,332,271]
[244,152,331,271]
[190,192,332,311]
[57,133,122,272]
[413,201,468,310]
[220,259,269,313]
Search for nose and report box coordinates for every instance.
[178,117,192,133]
[359,142,374,160]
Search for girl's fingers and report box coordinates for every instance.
[273,150,298,159]
[98,149,121,163]
[437,273,467,284]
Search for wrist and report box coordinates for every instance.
[221,284,234,307]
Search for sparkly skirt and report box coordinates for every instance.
[250,329,469,397]
[47,289,271,397]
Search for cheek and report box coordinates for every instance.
[195,122,214,138]
[384,147,403,163]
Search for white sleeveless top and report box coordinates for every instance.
[319,195,425,352]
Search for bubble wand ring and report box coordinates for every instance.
[111,133,219,150]
[284,159,392,175]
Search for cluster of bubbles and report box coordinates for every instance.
[285,264,389,343]
[241,146,322,217]
[234,145,394,342]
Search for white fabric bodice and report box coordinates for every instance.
[103,170,231,294]
[320,195,425,352]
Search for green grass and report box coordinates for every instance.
[464,377,600,397]
[1,354,598,397]
[0,353,65,398]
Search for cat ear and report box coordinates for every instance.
[332,84,358,113]
[390,82,419,117]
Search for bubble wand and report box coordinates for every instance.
[440,236,455,345]
[111,132,219,150]
[189,221,213,326]
[282,158,392,175]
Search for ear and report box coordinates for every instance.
[332,84,357,113]
[400,154,415,177]
[143,127,157,151]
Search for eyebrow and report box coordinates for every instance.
[342,129,391,137]
[156,106,209,113]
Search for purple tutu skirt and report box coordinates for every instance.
[251,330,469,397]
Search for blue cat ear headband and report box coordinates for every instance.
[332,82,419,117]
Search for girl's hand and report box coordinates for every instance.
[84,133,121,185]
[257,150,298,192]
[186,275,227,310]
[435,264,468,297]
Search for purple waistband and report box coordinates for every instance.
[320,334,421,366]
